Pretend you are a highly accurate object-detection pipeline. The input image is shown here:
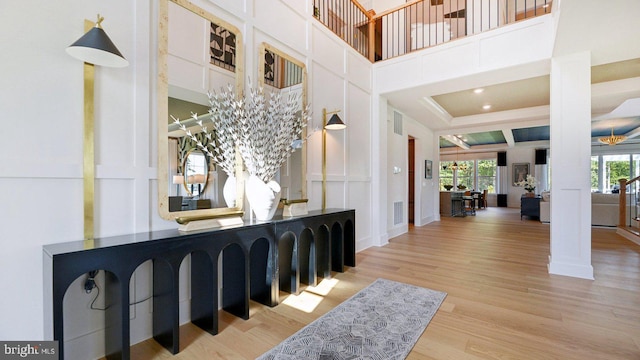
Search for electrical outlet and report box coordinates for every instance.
[84,270,99,293]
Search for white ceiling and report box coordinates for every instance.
[377,0,640,149]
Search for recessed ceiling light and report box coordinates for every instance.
[473,88,484,94]
[483,104,491,110]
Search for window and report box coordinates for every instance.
[603,154,630,193]
[591,156,599,192]
[439,158,496,192]
[439,161,454,190]
[456,161,474,189]
[478,159,497,193]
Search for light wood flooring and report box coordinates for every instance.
[130,207,640,359]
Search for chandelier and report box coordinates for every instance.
[449,147,468,171]
[598,127,626,146]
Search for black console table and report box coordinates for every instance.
[520,195,541,220]
[43,209,355,360]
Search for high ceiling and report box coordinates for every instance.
[378,0,640,153]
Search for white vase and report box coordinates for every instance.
[222,174,236,208]
[245,175,281,221]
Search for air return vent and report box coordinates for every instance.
[393,201,403,225]
[393,111,403,135]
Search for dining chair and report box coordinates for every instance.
[462,190,476,215]
[482,189,488,208]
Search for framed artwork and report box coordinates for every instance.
[513,163,530,185]
[425,160,433,179]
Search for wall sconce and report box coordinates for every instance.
[67,15,128,67]
[67,15,128,241]
[322,108,347,210]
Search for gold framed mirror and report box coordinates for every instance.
[158,0,244,220]
[257,43,308,202]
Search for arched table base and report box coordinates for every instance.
[43,209,355,360]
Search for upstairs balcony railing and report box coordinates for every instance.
[313,0,552,62]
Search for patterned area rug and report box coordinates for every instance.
[258,278,447,360]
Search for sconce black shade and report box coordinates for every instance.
[325,114,346,130]
[67,25,128,68]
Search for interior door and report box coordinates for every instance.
[408,137,415,223]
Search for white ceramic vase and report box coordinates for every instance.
[222,174,236,208]
[245,175,281,221]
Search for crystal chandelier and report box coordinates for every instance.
[598,127,626,146]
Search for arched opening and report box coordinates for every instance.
[250,237,271,304]
[187,251,216,335]
[219,243,248,320]
[278,232,296,294]
[316,225,331,279]
[62,269,121,359]
[299,228,316,286]
[331,222,344,272]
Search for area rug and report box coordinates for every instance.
[258,278,447,360]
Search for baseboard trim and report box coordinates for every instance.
[548,255,594,280]
[356,236,373,252]
[388,224,408,240]
[419,215,436,226]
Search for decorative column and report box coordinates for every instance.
[548,51,594,280]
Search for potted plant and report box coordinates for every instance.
[515,174,538,197]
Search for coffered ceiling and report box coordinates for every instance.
[385,57,640,151]
[433,59,640,149]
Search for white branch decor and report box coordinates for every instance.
[171,85,238,177]
[173,84,309,182]
[237,86,311,183]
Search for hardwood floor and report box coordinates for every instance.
[130,208,640,359]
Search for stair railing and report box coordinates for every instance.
[312,0,552,62]
[619,176,640,228]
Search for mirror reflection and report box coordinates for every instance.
[160,0,243,216]
[183,149,208,197]
[259,44,307,201]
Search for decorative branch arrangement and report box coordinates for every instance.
[237,86,310,183]
[172,85,238,177]
[172,83,311,184]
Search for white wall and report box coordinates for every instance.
[0,0,373,358]
[504,147,537,208]
[385,106,436,239]
[374,14,554,95]
[0,1,161,353]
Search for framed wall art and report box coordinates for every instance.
[512,162,530,185]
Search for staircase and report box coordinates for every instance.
[617,177,640,245]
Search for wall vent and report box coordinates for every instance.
[393,111,403,135]
[393,201,403,225]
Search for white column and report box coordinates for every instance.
[548,51,594,280]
